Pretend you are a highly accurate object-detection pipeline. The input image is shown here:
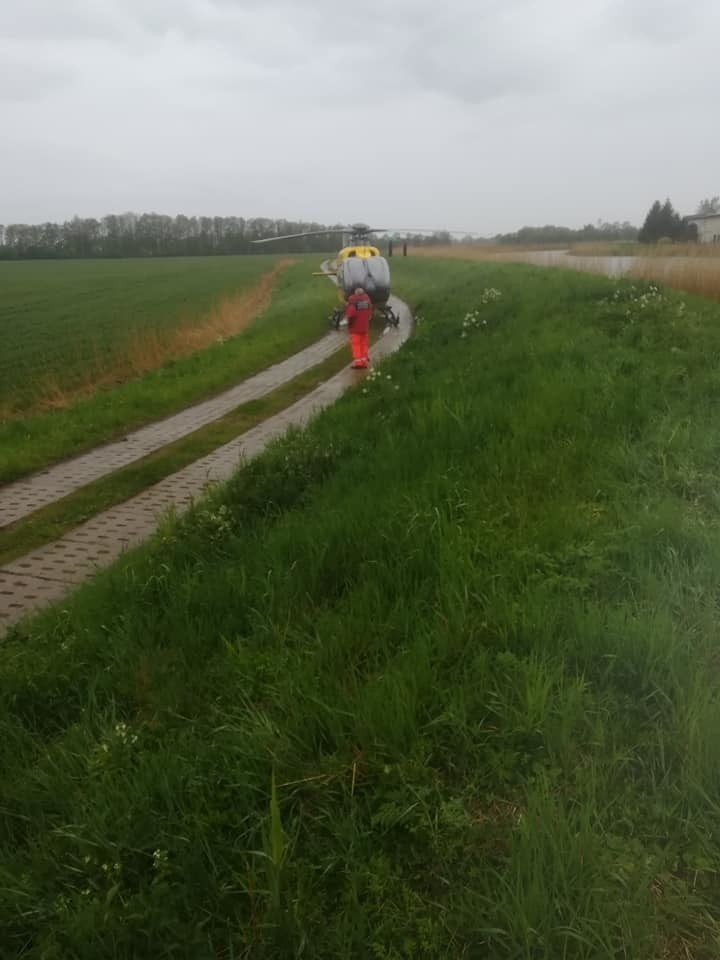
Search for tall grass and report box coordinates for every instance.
[629,256,720,302]
[3,260,720,956]
[572,241,720,259]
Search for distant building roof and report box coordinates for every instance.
[686,212,720,221]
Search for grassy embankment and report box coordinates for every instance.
[569,243,720,302]
[414,242,720,304]
[4,258,720,957]
[0,255,339,483]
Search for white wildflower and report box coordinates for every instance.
[153,849,168,871]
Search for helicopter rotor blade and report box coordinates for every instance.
[373,228,484,237]
[250,225,485,244]
[250,228,350,244]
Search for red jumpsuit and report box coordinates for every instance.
[344,291,372,368]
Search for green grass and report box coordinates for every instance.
[4,260,720,957]
[0,255,277,412]
[0,256,339,483]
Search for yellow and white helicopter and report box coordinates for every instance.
[252,222,483,328]
[252,222,399,328]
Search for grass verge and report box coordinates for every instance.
[3,260,720,957]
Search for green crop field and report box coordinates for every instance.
[0,255,279,414]
[0,256,340,483]
[4,259,720,957]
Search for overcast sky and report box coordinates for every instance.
[1,0,718,234]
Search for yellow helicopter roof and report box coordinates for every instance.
[337,244,380,260]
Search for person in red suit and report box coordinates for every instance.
[344,286,372,369]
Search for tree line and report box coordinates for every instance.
[2,199,715,260]
[495,220,639,245]
[0,214,346,260]
[0,214,469,260]
[498,196,720,248]
[0,213,640,259]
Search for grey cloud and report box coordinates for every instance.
[0,53,74,103]
[2,0,720,231]
[607,0,713,44]
[1,1,131,42]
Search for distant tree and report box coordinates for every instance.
[494,219,638,246]
[696,196,720,215]
[638,198,694,244]
[638,200,664,243]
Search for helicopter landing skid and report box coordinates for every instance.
[329,307,345,329]
[330,304,398,330]
[379,304,400,328]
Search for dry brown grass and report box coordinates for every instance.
[406,244,556,261]
[572,241,720,259]
[629,257,720,302]
[25,260,293,414]
[657,937,697,960]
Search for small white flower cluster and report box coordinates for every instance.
[461,310,487,335]
[76,856,121,900]
[96,722,139,758]
[153,848,169,871]
[606,283,668,320]
[624,284,666,321]
[114,722,139,745]
[197,503,233,540]
[478,288,503,305]
[460,291,503,337]
[361,369,399,395]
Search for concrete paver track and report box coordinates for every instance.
[0,296,412,634]
[0,330,346,529]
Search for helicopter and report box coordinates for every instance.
[251,223,400,329]
[252,222,485,329]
